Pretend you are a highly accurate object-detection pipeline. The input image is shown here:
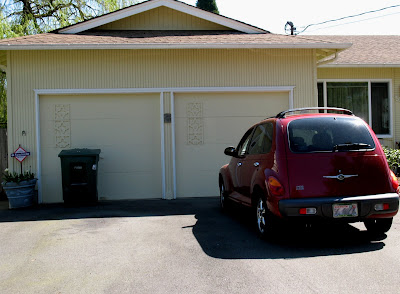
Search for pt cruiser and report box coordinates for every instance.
[219,108,399,238]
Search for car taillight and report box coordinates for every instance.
[267,176,285,196]
[299,208,317,215]
[390,170,399,193]
[374,203,390,211]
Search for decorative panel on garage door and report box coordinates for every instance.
[174,92,289,198]
[40,94,161,203]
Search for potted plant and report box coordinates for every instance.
[2,169,37,209]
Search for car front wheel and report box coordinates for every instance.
[219,182,228,210]
[364,218,393,234]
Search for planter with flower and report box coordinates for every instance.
[2,169,37,208]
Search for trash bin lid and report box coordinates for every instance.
[58,148,101,158]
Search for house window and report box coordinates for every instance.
[317,81,391,136]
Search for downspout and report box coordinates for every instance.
[317,51,339,67]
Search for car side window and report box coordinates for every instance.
[237,128,254,156]
[248,123,274,155]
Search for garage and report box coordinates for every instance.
[174,91,290,197]
[0,0,351,204]
[39,93,162,203]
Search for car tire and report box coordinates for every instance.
[219,182,229,211]
[255,195,274,239]
[364,218,393,234]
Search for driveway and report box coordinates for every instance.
[0,198,399,294]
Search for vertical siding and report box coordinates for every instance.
[8,48,316,172]
[394,68,400,147]
[97,6,232,30]
[317,67,395,79]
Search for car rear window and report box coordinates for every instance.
[288,117,376,153]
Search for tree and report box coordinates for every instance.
[0,72,6,127]
[1,0,137,36]
[0,0,137,125]
[196,0,219,14]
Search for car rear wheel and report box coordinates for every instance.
[256,196,274,238]
[364,218,393,234]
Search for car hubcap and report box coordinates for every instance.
[257,198,266,233]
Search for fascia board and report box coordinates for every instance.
[0,42,352,50]
[319,63,400,68]
[58,0,166,34]
[58,0,266,34]
[160,1,266,33]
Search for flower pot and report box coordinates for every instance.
[2,179,37,209]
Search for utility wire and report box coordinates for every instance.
[304,11,400,33]
[298,4,400,34]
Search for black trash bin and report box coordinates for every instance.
[58,149,101,205]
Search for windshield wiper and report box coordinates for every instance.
[333,143,372,151]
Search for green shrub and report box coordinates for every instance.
[382,146,400,173]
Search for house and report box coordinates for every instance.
[313,35,400,148]
[1,0,386,204]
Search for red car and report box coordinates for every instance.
[219,107,399,238]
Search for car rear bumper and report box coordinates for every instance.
[279,193,399,219]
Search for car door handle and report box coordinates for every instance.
[254,162,260,167]
[237,162,242,167]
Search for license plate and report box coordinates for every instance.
[333,203,358,218]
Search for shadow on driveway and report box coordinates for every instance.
[0,197,386,259]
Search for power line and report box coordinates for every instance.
[305,11,400,33]
[297,4,400,34]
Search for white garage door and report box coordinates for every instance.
[174,92,289,198]
[39,94,161,203]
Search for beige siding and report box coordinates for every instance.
[97,6,232,31]
[395,69,400,148]
[8,48,316,173]
[317,67,395,80]
[317,67,400,147]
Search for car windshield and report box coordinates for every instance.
[288,116,376,153]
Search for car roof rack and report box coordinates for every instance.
[275,107,353,119]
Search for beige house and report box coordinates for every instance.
[1,0,395,203]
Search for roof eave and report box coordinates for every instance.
[0,43,352,50]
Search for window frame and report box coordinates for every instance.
[317,79,393,138]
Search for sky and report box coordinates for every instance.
[181,0,400,35]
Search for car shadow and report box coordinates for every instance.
[0,197,386,259]
[191,201,387,259]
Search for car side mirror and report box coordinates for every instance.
[224,147,237,157]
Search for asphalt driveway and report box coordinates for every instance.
[1,197,400,294]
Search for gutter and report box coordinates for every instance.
[319,63,400,68]
[317,51,339,66]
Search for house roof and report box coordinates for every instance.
[0,31,351,51]
[312,35,400,67]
